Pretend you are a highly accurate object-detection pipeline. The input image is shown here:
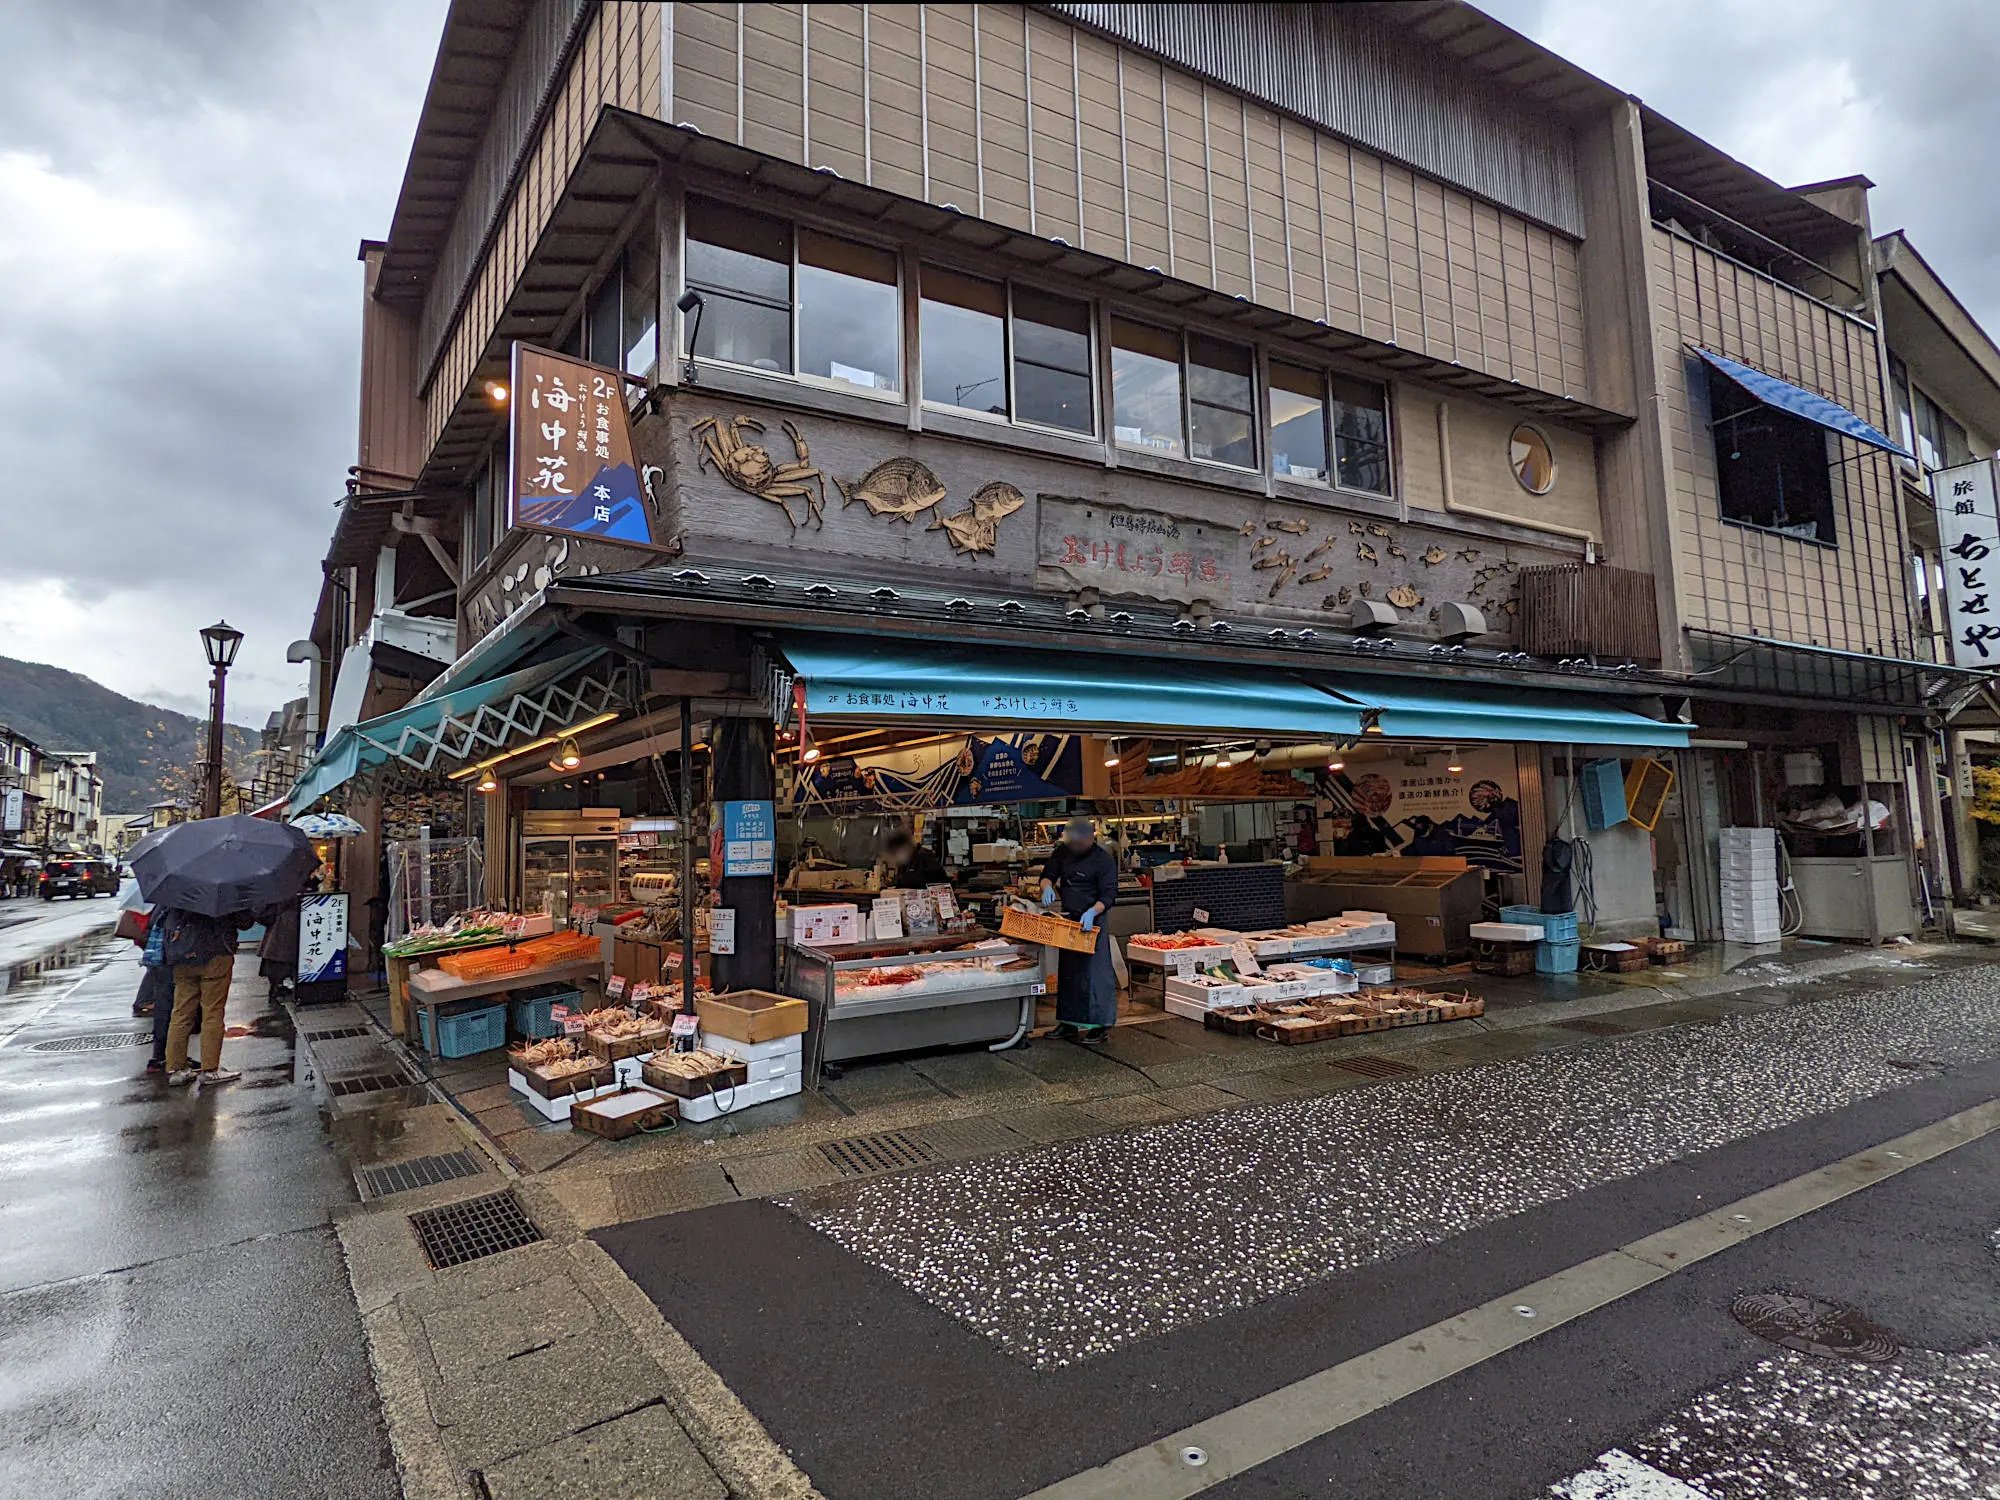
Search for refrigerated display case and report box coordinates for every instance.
[519,834,620,917]
[787,933,1044,1072]
[521,836,574,918]
[571,836,618,906]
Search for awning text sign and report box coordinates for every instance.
[507,344,660,547]
[1934,459,2000,665]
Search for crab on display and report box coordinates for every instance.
[693,415,826,531]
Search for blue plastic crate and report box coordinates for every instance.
[419,1001,507,1058]
[1535,939,1580,974]
[509,986,578,1040]
[1500,907,1580,943]
[1580,757,1629,829]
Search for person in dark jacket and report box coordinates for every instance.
[1039,816,1120,1043]
[882,828,950,891]
[161,907,252,1086]
[256,898,301,1003]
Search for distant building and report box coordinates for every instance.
[38,751,105,853]
[0,723,45,847]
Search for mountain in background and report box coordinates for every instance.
[0,657,260,813]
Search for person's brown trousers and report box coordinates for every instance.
[167,952,233,1072]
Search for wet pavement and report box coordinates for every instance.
[0,918,397,1500]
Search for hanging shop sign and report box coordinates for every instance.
[298,893,349,984]
[509,343,661,546]
[1934,458,2000,664]
[1317,745,1523,872]
[721,800,776,878]
[2,789,20,833]
[797,733,1082,812]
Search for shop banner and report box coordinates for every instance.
[2,788,20,833]
[298,893,348,983]
[797,733,1081,811]
[1934,458,2000,664]
[1317,746,1523,872]
[508,343,659,546]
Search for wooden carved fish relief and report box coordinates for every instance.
[1252,551,1293,571]
[1386,584,1422,609]
[1253,534,1277,552]
[834,456,946,521]
[1267,518,1312,534]
[1357,542,1378,565]
[1422,546,1449,566]
[1367,522,1392,538]
[1304,537,1338,562]
[1387,545,1406,559]
[1267,567,1296,598]
[967,480,1026,522]
[1240,521,1259,537]
[1299,563,1334,584]
[1349,521,1366,535]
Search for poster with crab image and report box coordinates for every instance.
[508,343,670,548]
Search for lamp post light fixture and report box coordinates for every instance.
[198,620,244,819]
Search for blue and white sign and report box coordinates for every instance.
[721,800,775,877]
[298,893,348,983]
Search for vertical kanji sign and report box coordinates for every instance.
[1934,458,2000,665]
[507,343,658,546]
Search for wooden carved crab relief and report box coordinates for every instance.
[930,480,1026,556]
[694,416,826,531]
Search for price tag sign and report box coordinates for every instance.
[670,1012,700,1037]
[1168,951,1202,980]
[1229,941,1262,976]
[549,1003,570,1020]
[605,975,627,1000]
[870,898,904,941]
[1192,907,1211,924]
[710,907,737,955]
[562,1016,585,1036]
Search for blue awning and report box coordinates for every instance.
[289,648,613,812]
[1334,676,1691,748]
[784,636,1366,739]
[1696,347,1913,459]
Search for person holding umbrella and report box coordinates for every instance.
[129,815,319,1088]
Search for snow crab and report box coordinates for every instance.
[692,415,826,530]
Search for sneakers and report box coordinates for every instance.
[1048,1022,1079,1041]
[199,1068,242,1085]
[145,1058,166,1075]
[167,1069,198,1086]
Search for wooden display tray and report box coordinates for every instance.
[1582,944,1649,973]
[640,1056,750,1098]
[1473,939,1536,976]
[509,1058,616,1099]
[1642,937,1688,964]
[582,1026,672,1062]
[1204,1006,1280,1036]
[1255,994,1484,1045]
[569,1087,678,1140]
[696,990,808,1044]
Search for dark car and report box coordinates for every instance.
[40,858,118,900]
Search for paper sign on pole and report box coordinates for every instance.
[1934,458,2000,665]
[721,800,776,877]
[709,907,737,954]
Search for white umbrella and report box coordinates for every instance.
[291,812,368,838]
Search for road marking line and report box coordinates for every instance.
[1021,1097,2000,1500]
[0,962,111,1050]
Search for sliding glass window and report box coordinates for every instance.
[920,267,1008,417]
[1111,318,1184,456]
[1330,377,1391,494]
[1012,288,1093,434]
[1188,336,1256,469]
[1269,362,1328,482]
[684,198,792,373]
[798,230,900,395]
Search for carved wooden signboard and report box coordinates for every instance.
[508,343,668,547]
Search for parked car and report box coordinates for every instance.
[39,858,119,900]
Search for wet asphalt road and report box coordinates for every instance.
[0,905,398,1500]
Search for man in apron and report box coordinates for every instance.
[1039,816,1119,1043]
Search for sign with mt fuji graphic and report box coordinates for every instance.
[507,343,659,546]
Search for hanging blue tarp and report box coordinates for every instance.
[1696,347,1912,459]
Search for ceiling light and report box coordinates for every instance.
[558,738,582,769]
[476,771,498,793]
[1104,739,1121,768]
[802,745,821,763]
[1329,758,1345,772]
[1447,747,1463,774]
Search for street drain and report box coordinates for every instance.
[821,1131,937,1176]
[1332,1055,1421,1079]
[359,1150,484,1198]
[1558,1019,1633,1037]
[301,1025,370,1041]
[327,1071,414,1097]
[1729,1291,1902,1363]
[31,1031,154,1053]
[409,1190,543,1269]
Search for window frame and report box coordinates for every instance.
[916,263,1012,427]
[1705,366,1840,549]
[680,195,905,404]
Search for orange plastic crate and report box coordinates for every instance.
[436,946,536,981]
[519,931,601,964]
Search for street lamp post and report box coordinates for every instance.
[199,620,244,820]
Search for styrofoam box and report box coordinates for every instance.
[1470,921,1546,943]
[508,1069,620,1122]
[676,1071,802,1122]
[1165,993,1233,1023]
[1164,976,1264,1008]
[1124,942,1232,967]
[1342,910,1390,923]
[701,1031,803,1065]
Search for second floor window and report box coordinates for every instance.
[685,199,793,373]
[1111,318,1186,457]
[1708,364,1836,544]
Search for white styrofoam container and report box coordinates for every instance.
[1341,910,1390,923]
[676,1071,803,1122]
[508,1069,619,1122]
[700,1031,803,1065]
[1165,993,1237,1023]
[1470,921,1546,942]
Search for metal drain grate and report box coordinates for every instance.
[820,1131,937,1176]
[327,1071,414,1097]
[301,1025,371,1041]
[359,1151,483,1198]
[1332,1055,1422,1079]
[32,1031,154,1053]
[1731,1292,1901,1363]
[1558,1019,1634,1037]
[409,1191,543,1269]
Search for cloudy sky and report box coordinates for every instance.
[2,0,1996,722]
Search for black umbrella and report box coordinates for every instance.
[129,815,320,918]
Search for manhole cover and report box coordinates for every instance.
[31,1031,154,1053]
[820,1131,937,1176]
[1333,1055,1421,1079]
[1730,1292,1901,1363]
[1558,1019,1633,1036]
[409,1190,543,1269]
[327,1071,415,1097]
[359,1150,484,1198]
